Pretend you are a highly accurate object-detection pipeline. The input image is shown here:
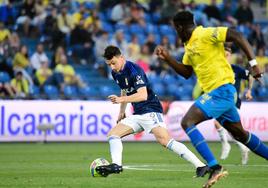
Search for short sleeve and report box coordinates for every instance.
[132,69,147,90]
[182,54,191,65]
[209,27,228,43]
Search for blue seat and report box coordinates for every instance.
[152,83,165,97]
[136,34,147,45]
[29,85,40,99]
[159,25,175,35]
[99,85,117,98]
[0,71,10,83]
[129,24,145,35]
[79,86,99,99]
[148,74,162,84]
[166,34,177,45]
[98,12,107,21]
[101,22,114,33]
[115,24,129,34]
[64,85,78,99]
[144,13,152,23]
[146,24,159,35]
[152,12,161,23]
[153,34,161,44]
[166,83,179,96]
[162,74,177,85]
[44,85,59,100]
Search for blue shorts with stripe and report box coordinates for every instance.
[194,84,240,125]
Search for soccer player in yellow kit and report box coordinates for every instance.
[155,10,266,188]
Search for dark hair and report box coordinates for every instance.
[103,45,121,60]
[173,10,194,26]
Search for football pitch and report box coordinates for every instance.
[0,142,268,188]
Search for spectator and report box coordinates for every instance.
[0,81,15,98]
[51,46,65,69]
[145,34,157,54]
[127,35,140,62]
[234,0,254,25]
[35,61,52,86]
[111,0,130,24]
[70,20,94,64]
[248,24,266,51]
[220,0,237,25]
[136,44,151,73]
[43,5,65,49]
[160,0,185,23]
[9,32,20,55]
[256,47,268,72]
[57,4,74,34]
[11,70,29,98]
[203,0,222,22]
[30,43,49,71]
[0,21,10,43]
[55,55,85,88]
[110,30,128,55]
[72,3,93,30]
[12,45,33,86]
[16,0,36,36]
[95,31,109,59]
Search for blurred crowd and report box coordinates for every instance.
[0,0,267,100]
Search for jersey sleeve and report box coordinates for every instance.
[209,27,228,43]
[182,53,191,65]
[132,69,147,90]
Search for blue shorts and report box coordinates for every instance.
[195,84,240,125]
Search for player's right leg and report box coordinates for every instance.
[214,120,231,160]
[96,122,134,177]
[151,126,210,177]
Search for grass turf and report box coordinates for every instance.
[0,142,267,188]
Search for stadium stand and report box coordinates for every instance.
[0,0,267,101]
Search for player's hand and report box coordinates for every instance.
[117,113,126,123]
[251,65,264,84]
[245,90,253,101]
[108,95,124,104]
[154,45,171,61]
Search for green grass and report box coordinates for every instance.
[0,142,267,188]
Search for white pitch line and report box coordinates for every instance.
[124,166,193,172]
[123,163,268,174]
[125,164,268,168]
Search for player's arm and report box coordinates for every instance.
[226,28,262,80]
[245,75,254,100]
[108,87,148,104]
[117,90,127,122]
[155,46,193,79]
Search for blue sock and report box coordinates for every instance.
[245,133,268,159]
[185,125,218,167]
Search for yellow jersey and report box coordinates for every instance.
[182,26,235,93]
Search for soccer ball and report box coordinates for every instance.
[90,158,110,177]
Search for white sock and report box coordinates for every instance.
[233,139,249,152]
[108,135,123,166]
[167,139,205,168]
[217,127,229,145]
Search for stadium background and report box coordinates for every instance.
[0,0,267,142]
[0,1,268,188]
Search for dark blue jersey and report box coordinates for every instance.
[112,61,163,115]
[231,64,250,109]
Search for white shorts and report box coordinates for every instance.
[120,112,166,133]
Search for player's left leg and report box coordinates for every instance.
[217,106,268,161]
[151,126,210,177]
[220,120,268,160]
[214,120,231,160]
